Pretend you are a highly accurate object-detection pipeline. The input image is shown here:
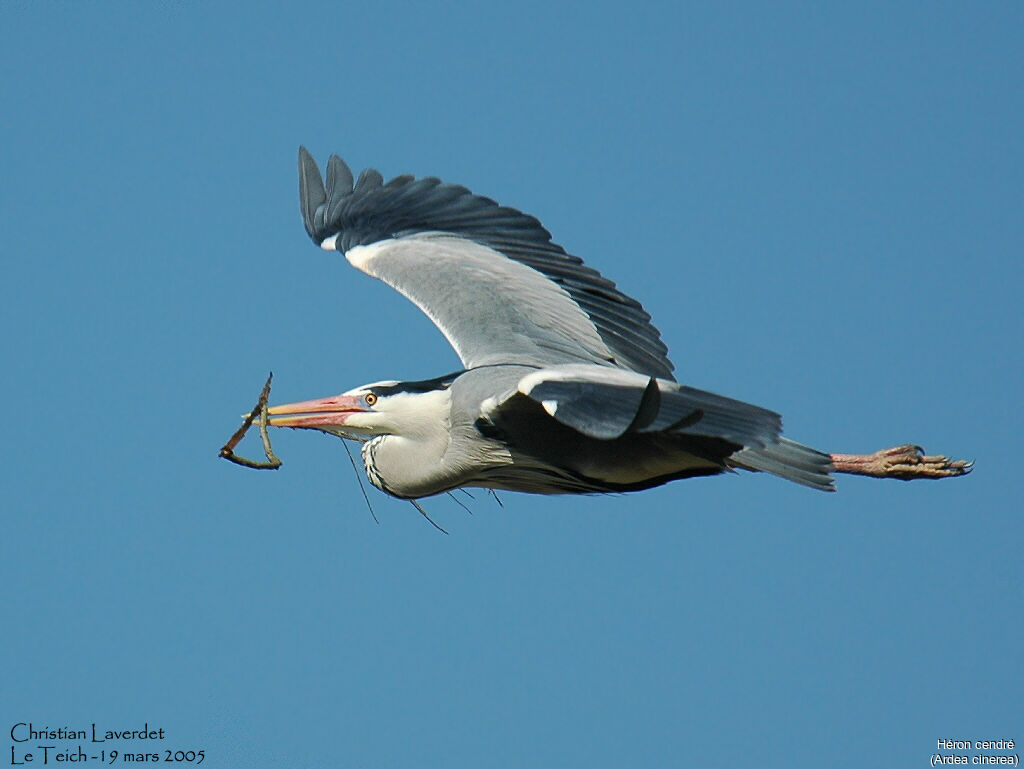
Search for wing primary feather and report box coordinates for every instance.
[326,155,354,200]
[355,168,384,193]
[384,174,415,189]
[298,146,327,240]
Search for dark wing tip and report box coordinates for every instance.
[326,155,354,200]
[298,146,327,241]
[355,168,384,192]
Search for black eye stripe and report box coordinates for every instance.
[369,370,464,397]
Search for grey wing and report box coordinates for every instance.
[298,148,675,379]
[507,364,834,490]
[513,364,782,447]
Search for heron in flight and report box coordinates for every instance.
[264,148,970,505]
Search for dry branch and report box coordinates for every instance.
[219,372,282,470]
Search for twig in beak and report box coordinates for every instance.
[219,372,282,470]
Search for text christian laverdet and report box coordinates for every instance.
[10,722,206,765]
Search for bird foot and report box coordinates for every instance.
[830,444,973,481]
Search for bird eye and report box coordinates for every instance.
[364,392,378,406]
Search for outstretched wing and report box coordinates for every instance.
[298,147,675,379]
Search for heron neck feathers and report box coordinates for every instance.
[360,389,455,498]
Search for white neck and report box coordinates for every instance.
[360,389,455,498]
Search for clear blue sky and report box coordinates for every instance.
[2,2,1020,767]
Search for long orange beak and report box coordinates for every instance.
[264,394,368,428]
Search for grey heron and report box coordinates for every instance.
[264,148,970,504]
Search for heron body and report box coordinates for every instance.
[263,149,970,501]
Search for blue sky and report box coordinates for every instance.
[2,2,1021,767]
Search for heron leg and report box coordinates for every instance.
[829,444,972,480]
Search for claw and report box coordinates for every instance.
[830,445,973,481]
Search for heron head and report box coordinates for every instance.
[266,380,450,441]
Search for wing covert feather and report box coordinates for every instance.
[347,235,618,370]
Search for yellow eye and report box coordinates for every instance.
[364,392,378,406]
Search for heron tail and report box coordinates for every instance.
[728,437,835,491]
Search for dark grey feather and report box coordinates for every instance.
[355,167,384,193]
[298,147,327,241]
[523,378,655,440]
[642,384,782,449]
[325,155,354,201]
[729,438,835,491]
